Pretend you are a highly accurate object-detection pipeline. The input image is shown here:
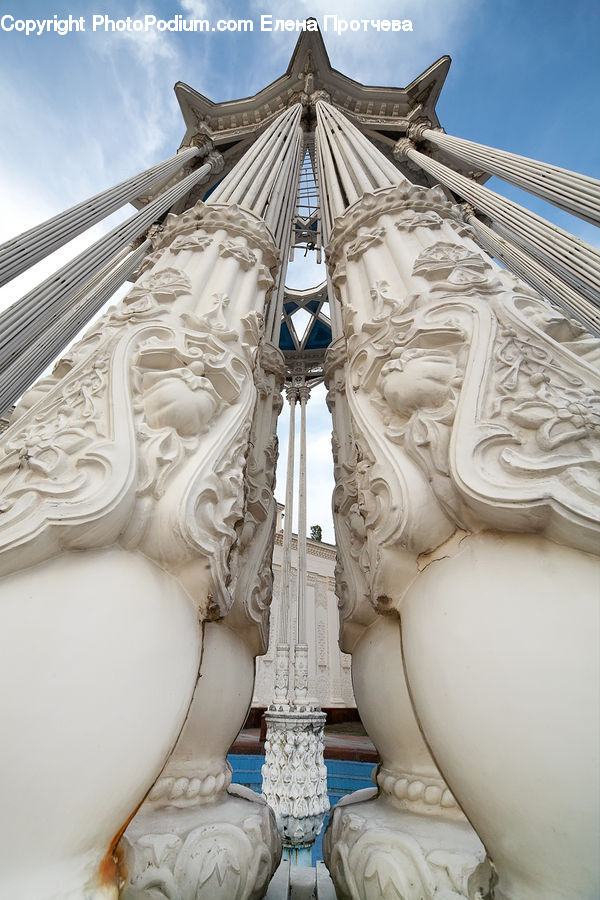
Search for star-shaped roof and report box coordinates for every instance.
[153,23,484,221]
[175,23,451,146]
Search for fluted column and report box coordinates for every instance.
[0,239,152,416]
[294,381,310,707]
[411,124,600,226]
[266,135,304,343]
[462,205,600,335]
[0,152,223,375]
[0,144,207,288]
[317,101,600,900]
[393,137,600,306]
[272,386,297,708]
[0,103,306,900]
[315,99,403,240]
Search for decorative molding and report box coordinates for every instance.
[375,766,457,811]
[326,184,469,284]
[121,788,281,900]
[141,201,279,273]
[148,762,232,807]
[323,796,489,900]
[262,709,329,850]
[227,339,285,651]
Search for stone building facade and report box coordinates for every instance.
[253,506,354,709]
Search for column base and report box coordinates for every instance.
[323,789,492,900]
[120,785,281,900]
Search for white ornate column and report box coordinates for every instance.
[409,123,600,226]
[293,381,310,707]
[0,105,300,900]
[393,136,600,309]
[318,99,600,900]
[262,375,329,865]
[272,386,297,709]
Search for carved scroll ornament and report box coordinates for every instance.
[335,244,600,611]
[0,265,264,619]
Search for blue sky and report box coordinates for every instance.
[1,0,598,539]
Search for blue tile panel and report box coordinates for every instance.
[227,754,375,864]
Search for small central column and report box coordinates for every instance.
[272,386,298,708]
[262,375,329,866]
[294,380,310,707]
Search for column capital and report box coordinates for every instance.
[392,137,416,161]
[297,384,311,404]
[205,149,224,174]
[408,122,445,142]
[285,385,299,405]
[460,202,493,228]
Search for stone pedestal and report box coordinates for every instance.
[120,621,282,898]
[262,708,329,864]
[322,616,488,899]
[324,790,492,900]
[121,786,280,900]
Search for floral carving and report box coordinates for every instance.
[170,233,213,253]
[484,325,600,484]
[412,242,496,293]
[262,709,329,847]
[394,209,443,231]
[126,267,193,305]
[346,226,386,261]
[219,239,257,271]
[121,800,281,900]
[0,352,113,519]
[324,804,487,900]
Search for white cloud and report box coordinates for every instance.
[247,0,477,86]
[179,0,211,18]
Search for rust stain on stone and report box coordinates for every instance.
[96,803,141,890]
[97,843,124,888]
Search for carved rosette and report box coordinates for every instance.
[0,202,281,622]
[324,182,600,613]
[262,709,329,849]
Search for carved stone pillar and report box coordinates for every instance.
[262,708,329,865]
[0,193,282,898]
[323,175,600,899]
[121,331,286,899]
[121,624,282,900]
[324,338,488,900]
